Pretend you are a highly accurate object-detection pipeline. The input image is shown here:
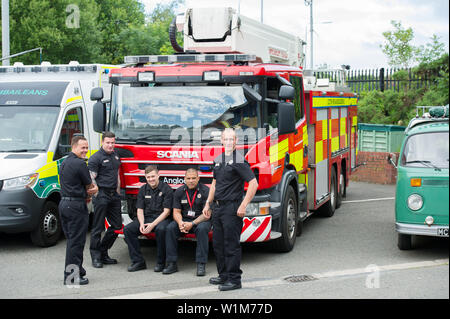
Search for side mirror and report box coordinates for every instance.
[93,101,106,133]
[387,153,397,169]
[277,102,296,135]
[279,85,295,101]
[90,87,104,101]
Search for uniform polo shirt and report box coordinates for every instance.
[60,152,92,198]
[172,183,210,219]
[213,149,255,201]
[87,147,121,189]
[136,182,173,219]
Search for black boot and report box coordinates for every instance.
[162,262,178,274]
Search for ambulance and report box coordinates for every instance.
[93,7,359,252]
[0,62,117,246]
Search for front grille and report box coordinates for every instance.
[422,179,449,187]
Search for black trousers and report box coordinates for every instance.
[211,201,243,284]
[123,217,170,265]
[59,199,89,281]
[90,189,122,260]
[166,219,211,264]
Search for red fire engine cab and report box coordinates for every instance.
[91,7,358,252]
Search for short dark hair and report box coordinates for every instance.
[71,135,87,146]
[144,165,159,175]
[185,168,199,176]
[102,131,115,141]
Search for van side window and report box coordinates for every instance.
[54,107,83,160]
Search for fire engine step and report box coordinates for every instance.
[269,231,282,240]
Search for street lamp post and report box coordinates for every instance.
[2,0,10,66]
[304,0,313,69]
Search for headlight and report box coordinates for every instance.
[407,194,423,211]
[245,202,270,216]
[2,173,39,191]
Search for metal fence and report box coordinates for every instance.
[314,67,437,93]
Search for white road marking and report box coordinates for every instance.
[105,259,448,299]
[342,197,395,204]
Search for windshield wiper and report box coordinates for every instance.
[405,160,441,170]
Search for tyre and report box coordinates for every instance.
[336,169,345,209]
[319,168,337,217]
[397,233,412,250]
[272,186,298,252]
[30,201,62,247]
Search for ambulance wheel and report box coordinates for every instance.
[30,201,62,247]
[319,168,337,217]
[272,186,298,252]
[397,233,412,250]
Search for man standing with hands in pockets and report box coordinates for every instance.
[88,132,122,268]
[203,128,258,291]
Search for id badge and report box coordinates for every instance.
[187,210,196,218]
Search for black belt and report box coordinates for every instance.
[61,197,85,201]
[100,188,118,195]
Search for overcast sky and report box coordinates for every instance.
[140,0,449,70]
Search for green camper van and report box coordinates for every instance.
[389,105,449,250]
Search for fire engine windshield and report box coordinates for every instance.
[401,132,449,169]
[0,106,59,152]
[110,85,260,144]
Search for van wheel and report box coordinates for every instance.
[30,201,61,247]
[319,168,337,217]
[397,233,412,250]
[272,186,297,252]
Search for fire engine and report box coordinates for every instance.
[92,7,358,252]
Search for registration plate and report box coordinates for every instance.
[437,228,449,237]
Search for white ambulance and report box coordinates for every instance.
[0,62,117,246]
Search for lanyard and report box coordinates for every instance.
[185,189,198,210]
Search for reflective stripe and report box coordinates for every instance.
[269,138,289,163]
[66,95,82,104]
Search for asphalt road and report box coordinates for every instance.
[0,182,448,301]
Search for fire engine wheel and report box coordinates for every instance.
[336,170,345,209]
[272,185,298,253]
[319,168,337,217]
[30,201,62,247]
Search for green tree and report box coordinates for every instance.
[95,0,146,64]
[4,0,102,64]
[415,34,445,65]
[380,20,415,68]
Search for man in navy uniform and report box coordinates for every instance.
[164,168,211,276]
[59,135,98,286]
[123,165,173,272]
[88,132,122,268]
[203,128,258,291]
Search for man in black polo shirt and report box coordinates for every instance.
[59,135,98,286]
[123,165,173,272]
[203,128,258,291]
[164,168,211,276]
[88,132,122,268]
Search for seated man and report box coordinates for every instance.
[123,165,173,272]
[164,168,211,276]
